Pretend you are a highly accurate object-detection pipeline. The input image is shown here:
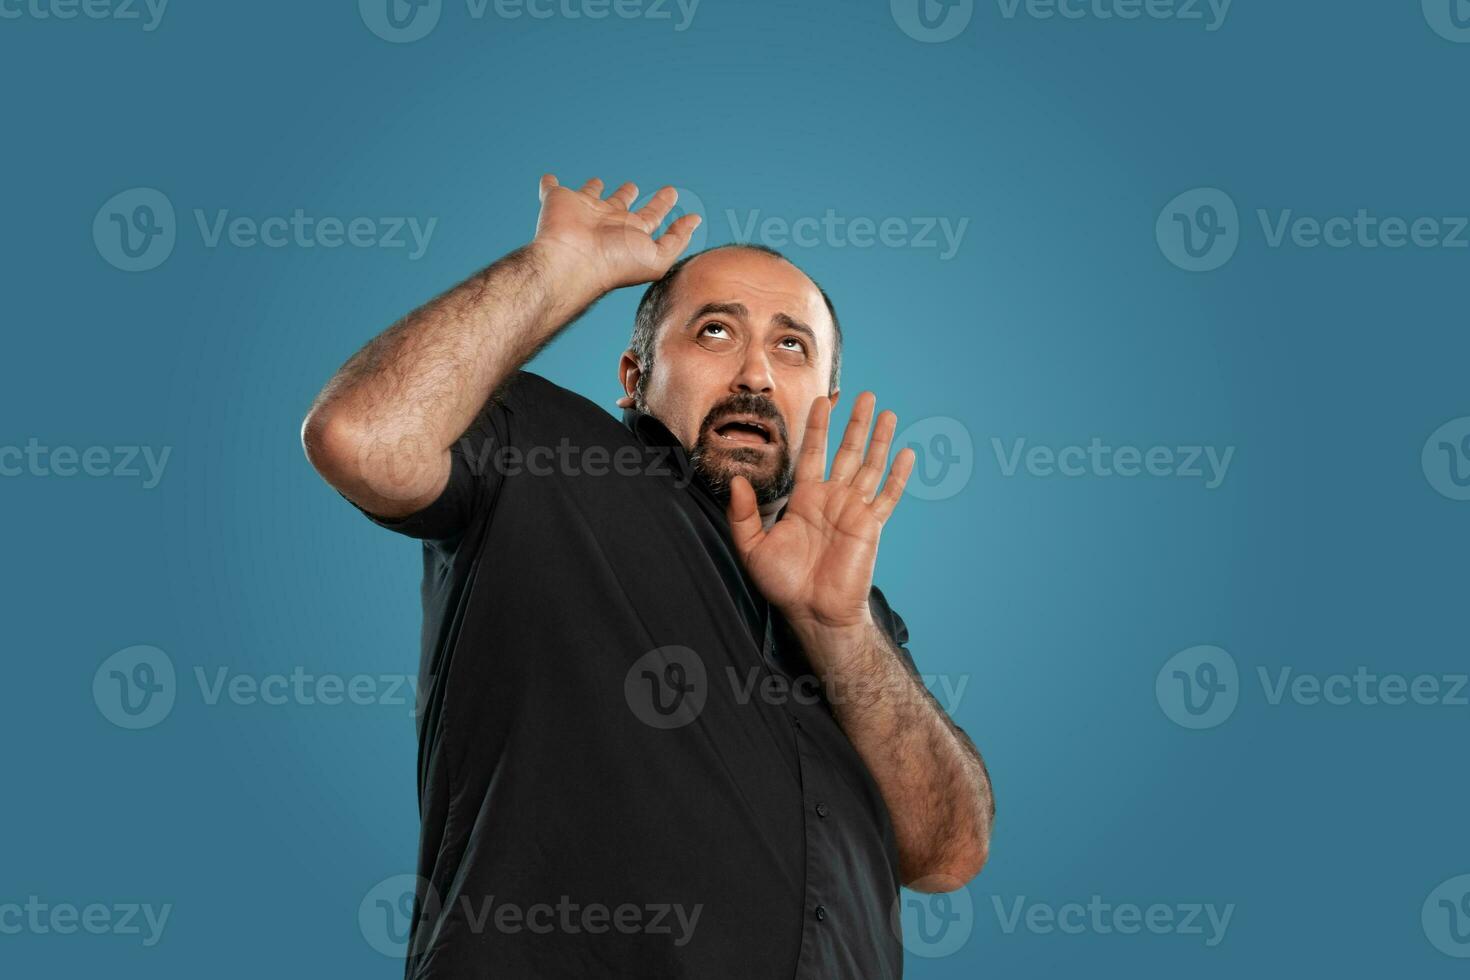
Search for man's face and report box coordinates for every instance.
[626,248,838,506]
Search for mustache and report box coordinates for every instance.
[696,393,789,445]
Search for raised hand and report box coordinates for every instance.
[532,174,702,298]
[727,392,916,636]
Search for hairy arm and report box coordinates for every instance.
[790,618,994,891]
[728,393,993,890]
[301,175,700,517]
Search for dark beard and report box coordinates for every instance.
[687,393,794,506]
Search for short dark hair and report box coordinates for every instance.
[629,244,843,402]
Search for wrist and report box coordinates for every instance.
[526,239,608,309]
[786,614,890,696]
[783,610,878,655]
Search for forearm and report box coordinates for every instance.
[791,618,993,890]
[302,242,598,515]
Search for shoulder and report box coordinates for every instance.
[491,371,620,429]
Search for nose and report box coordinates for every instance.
[730,345,774,396]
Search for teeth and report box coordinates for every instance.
[717,418,770,440]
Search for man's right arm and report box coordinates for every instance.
[300,174,700,519]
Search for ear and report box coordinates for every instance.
[616,350,642,409]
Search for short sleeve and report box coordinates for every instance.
[868,584,917,674]
[349,393,509,544]
[870,585,980,757]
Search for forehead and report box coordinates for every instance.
[665,248,834,342]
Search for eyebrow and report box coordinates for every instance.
[685,302,820,349]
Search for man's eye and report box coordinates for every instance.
[778,337,806,352]
[700,323,728,338]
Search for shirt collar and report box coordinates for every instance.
[622,406,698,488]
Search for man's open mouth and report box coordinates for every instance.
[711,414,775,447]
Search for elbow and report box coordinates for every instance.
[944,837,990,888]
[902,839,989,893]
[300,403,364,487]
[300,402,445,517]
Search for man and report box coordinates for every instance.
[302,175,994,978]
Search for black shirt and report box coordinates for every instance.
[356,371,920,979]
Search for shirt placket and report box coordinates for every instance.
[764,615,846,979]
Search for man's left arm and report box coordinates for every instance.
[786,614,993,891]
[727,391,994,893]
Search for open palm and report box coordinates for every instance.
[728,392,915,632]
[533,175,701,293]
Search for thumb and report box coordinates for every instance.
[726,475,763,557]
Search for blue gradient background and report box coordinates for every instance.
[3,1,1468,976]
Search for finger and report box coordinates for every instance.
[634,186,679,230]
[579,177,605,197]
[871,446,915,523]
[654,212,702,263]
[726,475,765,558]
[828,391,876,486]
[538,174,559,202]
[853,409,898,500]
[794,395,832,486]
[606,181,639,211]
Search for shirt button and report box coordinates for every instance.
[814,905,827,922]
[815,802,829,818]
